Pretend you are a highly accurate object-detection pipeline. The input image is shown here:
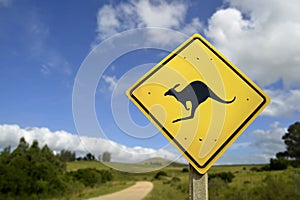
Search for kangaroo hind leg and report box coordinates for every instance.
[172,107,196,123]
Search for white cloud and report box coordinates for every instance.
[0,124,85,154]
[0,124,179,163]
[229,142,251,150]
[101,75,118,92]
[96,5,121,40]
[95,0,203,44]
[39,55,72,76]
[217,122,287,164]
[0,0,11,6]
[134,0,186,28]
[251,121,286,157]
[262,89,300,117]
[93,0,300,114]
[205,0,300,88]
[181,18,203,35]
[13,8,73,77]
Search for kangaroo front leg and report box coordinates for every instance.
[184,101,190,111]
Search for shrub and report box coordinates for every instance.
[171,176,181,182]
[250,166,262,172]
[182,167,189,173]
[100,169,113,182]
[154,171,168,179]
[209,172,235,183]
[291,160,300,168]
[264,164,271,171]
[269,158,289,170]
[68,168,113,187]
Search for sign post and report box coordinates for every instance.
[189,164,208,200]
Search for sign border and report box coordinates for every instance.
[128,34,268,169]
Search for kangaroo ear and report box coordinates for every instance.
[172,83,180,89]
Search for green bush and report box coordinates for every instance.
[171,176,181,182]
[209,172,235,183]
[270,157,289,170]
[260,164,271,171]
[67,168,113,187]
[182,167,189,173]
[154,171,168,179]
[291,160,300,168]
[250,166,262,172]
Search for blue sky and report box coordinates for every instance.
[1,0,300,168]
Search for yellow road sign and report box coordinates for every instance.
[126,33,270,174]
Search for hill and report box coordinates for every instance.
[139,157,187,167]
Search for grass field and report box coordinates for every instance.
[64,161,300,200]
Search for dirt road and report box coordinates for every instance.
[87,181,153,200]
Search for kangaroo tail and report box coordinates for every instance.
[209,89,236,104]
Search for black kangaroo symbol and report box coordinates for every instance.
[164,81,236,123]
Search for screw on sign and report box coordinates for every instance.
[126,33,270,199]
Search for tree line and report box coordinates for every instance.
[56,149,111,162]
[75,151,111,162]
[0,137,113,200]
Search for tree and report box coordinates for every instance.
[276,151,288,159]
[282,121,300,166]
[18,137,29,150]
[0,138,67,199]
[102,152,111,162]
[84,153,95,161]
[57,149,76,162]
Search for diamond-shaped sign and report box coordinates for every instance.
[126,34,270,174]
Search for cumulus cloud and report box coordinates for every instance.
[0,124,85,154]
[217,122,287,164]
[93,0,300,117]
[251,121,286,157]
[262,89,300,117]
[253,122,287,152]
[0,124,179,163]
[205,0,300,88]
[95,0,203,44]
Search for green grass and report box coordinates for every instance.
[208,165,300,200]
[67,161,166,174]
[144,180,188,200]
[143,166,189,200]
[64,161,300,200]
[67,161,109,171]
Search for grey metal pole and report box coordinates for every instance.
[189,164,208,200]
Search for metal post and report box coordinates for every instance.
[189,164,208,200]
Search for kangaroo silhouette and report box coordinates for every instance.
[164,81,236,123]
